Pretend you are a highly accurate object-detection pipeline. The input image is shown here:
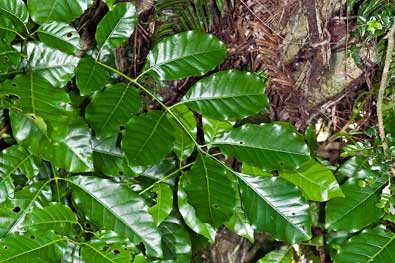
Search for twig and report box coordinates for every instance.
[377,23,395,153]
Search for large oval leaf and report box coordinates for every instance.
[86,83,141,138]
[0,0,29,35]
[75,57,110,95]
[280,159,344,202]
[334,226,395,263]
[213,123,311,171]
[181,155,236,228]
[122,110,175,166]
[95,2,137,50]
[325,176,387,232]
[143,31,227,80]
[37,22,81,54]
[181,70,269,120]
[69,176,163,258]
[28,0,86,24]
[237,173,312,243]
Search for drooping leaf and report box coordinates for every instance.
[0,231,68,262]
[224,203,254,243]
[181,155,236,228]
[69,176,163,258]
[95,2,137,50]
[160,215,192,262]
[28,0,86,24]
[177,181,216,242]
[75,57,110,95]
[280,159,344,202]
[0,181,52,237]
[122,110,175,166]
[26,42,79,88]
[0,0,29,35]
[143,31,227,80]
[334,226,395,263]
[213,123,311,171]
[148,183,173,227]
[326,176,387,232]
[257,246,294,263]
[0,145,39,203]
[167,105,196,160]
[37,22,81,54]
[237,173,312,243]
[21,203,79,235]
[86,83,141,138]
[181,70,269,120]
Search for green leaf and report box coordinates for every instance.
[0,145,39,203]
[148,183,173,227]
[326,176,387,232]
[143,31,227,80]
[338,156,379,179]
[26,42,79,88]
[0,231,68,262]
[280,159,344,202]
[202,116,232,146]
[0,0,29,35]
[37,22,81,54]
[177,180,216,242]
[86,83,141,138]
[181,70,269,120]
[0,40,21,74]
[21,203,79,235]
[0,73,74,124]
[213,123,311,171]
[75,57,110,95]
[122,110,175,166]
[95,2,137,50]
[224,205,254,243]
[181,155,236,228]
[237,173,312,243]
[160,215,192,262]
[257,246,294,263]
[242,163,272,177]
[80,237,134,263]
[334,226,395,263]
[0,181,52,237]
[28,0,86,24]
[70,176,163,258]
[167,105,196,160]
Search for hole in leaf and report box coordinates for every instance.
[113,249,120,255]
[13,206,21,213]
[3,246,7,249]
[212,204,219,209]
[84,222,91,229]
[3,56,8,61]
[118,171,124,176]
[30,235,35,239]
[279,161,284,166]
[291,212,295,216]
[102,246,110,252]
[66,32,72,38]
[239,141,244,145]
[11,83,16,87]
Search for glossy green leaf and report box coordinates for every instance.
[257,246,294,263]
[22,203,79,235]
[167,105,196,160]
[148,183,173,227]
[242,163,272,177]
[280,159,344,202]
[69,176,163,258]
[326,176,387,232]
[0,181,52,237]
[0,73,74,124]
[143,31,226,80]
[80,237,133,263]
[86,83,141,138]
[213,123,311,171]
[202,116,232,146]
[177,181,216,242]
[160,215,192,262]
[0,231,68,262]
[181,155,236,228]
[237,173,312,243]
[334,226,395,263]
[181,70,269,120]
[338,156,379,179]
[37,22,81,54]
[0,145,39,203]
[75,57,110,95]
[224,205,254,243]
[0,0,29,35]
[28,0,86,24]
[122,110,175,166]
[95,2,137,50]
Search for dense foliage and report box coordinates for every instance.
[0,0,394,262]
